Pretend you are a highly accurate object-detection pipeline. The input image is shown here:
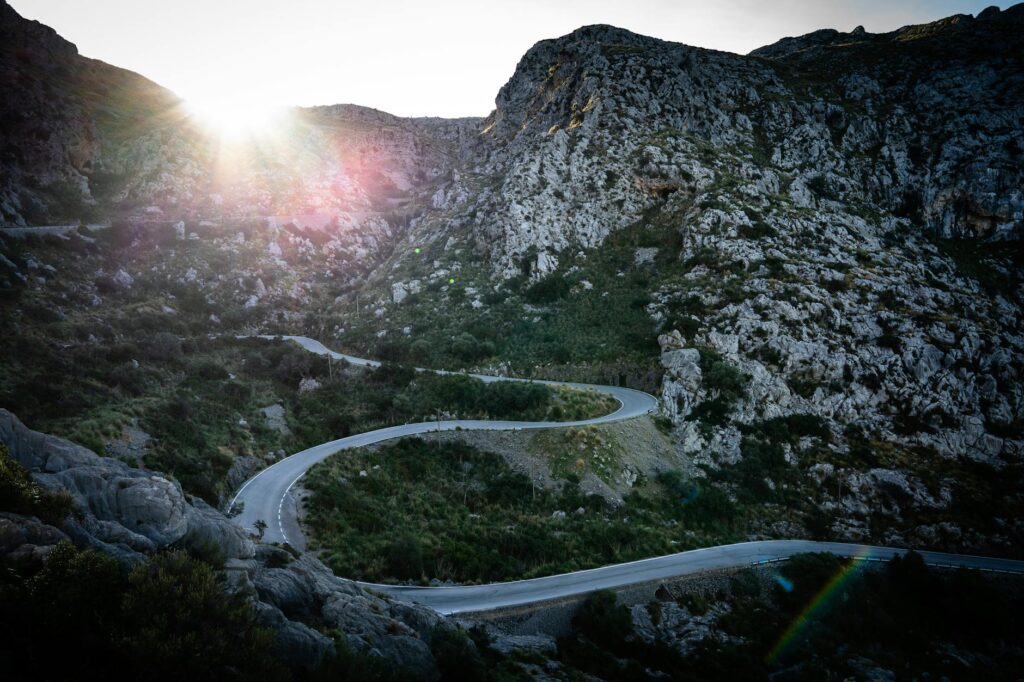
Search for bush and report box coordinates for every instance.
[729,569,762,598]
[108,361,149,395]
[727,437,791,502]
[750,414,830,444]
[701,357,748,402]
[686,397,733,428]
[0,445,74,524]
[375,339,408,363]
[573,590,634,652]
[430,626,487,682]
[0,542,288,682]
[145,332,182,361]
[737,221,777,239]
[806,174,837,201]
[274,349,313,384]
[786,370,820,399]
[450,332,494,362]
[524,275,571,303]
[195,361,230,381]
[877,333,901,351]
[386,533,424,580]
[409,339,432,363]
[119,551,282,679]
[477,380,550,417]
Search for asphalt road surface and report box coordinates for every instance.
[230,335,658,547]
[230,336,1024,615]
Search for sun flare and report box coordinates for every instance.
[185,97,286,140]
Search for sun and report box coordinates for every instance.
[185,96,286,140]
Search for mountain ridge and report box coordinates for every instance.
[1,4,1023,677]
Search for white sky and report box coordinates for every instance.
[10,0,1012,118]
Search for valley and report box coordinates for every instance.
[2,1,1023,679]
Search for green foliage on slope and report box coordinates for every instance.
[554,553,1024,680]
[0,542,288,682]
[303,438,744,583]
[0,445,74,524]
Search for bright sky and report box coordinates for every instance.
[10,0,1012,118]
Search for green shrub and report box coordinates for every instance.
[524,275,571,303]
[108,361,150,395]
[686,397,733,429]
[0,542,288,682]
[430,626,487,682]
[877,333,901,351]
[701,356,748,402]
[385,534,424,580]
[409,339,432,363]
[786,370,820,399]
[806,174,837,201]
[0,445,74,524]
[450,332,494,361]
[729,569,762,598]
[747,414,830,444]
[737,221,777,239]
[573,590,634,652]
[145,332,183,361]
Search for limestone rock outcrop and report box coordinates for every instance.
[0,408,254,561]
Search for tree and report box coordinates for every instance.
[573,590,634,652]
[430,626,486,682]
[253,519,268,541]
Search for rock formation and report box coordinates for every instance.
[0,408,451,677]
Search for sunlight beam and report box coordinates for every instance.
[185,96,287,141]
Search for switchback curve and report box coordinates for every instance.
[229,336,1024,615]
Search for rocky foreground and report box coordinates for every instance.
[0,409,453,675]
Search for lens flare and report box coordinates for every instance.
[773,574,794,592]
[766,548,870,664]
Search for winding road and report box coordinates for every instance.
[230,336,1024,615]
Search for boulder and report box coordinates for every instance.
[0,409,254,560]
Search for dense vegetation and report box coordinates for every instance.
[303,438,745,583]
[0,448,290,681]
[0,307,612,504]
[553,553,1024,680]
[0,541,289,682]
[332,210,695,388]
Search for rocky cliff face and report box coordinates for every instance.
[353,6,1023,554]
[0,409,254,563]
[407,8,1023,279]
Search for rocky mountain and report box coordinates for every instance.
[405,7,1023,280]
[0,0,479,237]
[348,6,1023,555]
[0,409,451,676]
[2,2,1024,679]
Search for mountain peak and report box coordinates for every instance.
[0,0,79,60]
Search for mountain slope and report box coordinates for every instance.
[331,7,1024,557]
[1,3,1024,678]
[0,0,481,229]
[399,7,1023,282]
